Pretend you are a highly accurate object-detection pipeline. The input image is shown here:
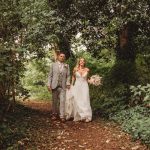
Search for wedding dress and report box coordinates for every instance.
[65,71,92,121]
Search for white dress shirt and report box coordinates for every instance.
[58,61,64,72]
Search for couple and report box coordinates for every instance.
[47,52,92,123]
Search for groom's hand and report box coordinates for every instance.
[66,85,70,90]
[47,86,52,92]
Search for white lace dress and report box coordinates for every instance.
[65,71,92,121]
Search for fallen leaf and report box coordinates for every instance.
[57,136,61,139]
[131,146,140,150]
[79,145,85,148]
[106,139,110,143]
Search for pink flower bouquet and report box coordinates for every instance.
[88,75,102,86]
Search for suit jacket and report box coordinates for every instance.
[47,61,70,90]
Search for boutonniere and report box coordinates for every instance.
[64,64,68,68]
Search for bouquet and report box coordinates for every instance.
[88,74,102,86]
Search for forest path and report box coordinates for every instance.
[19,100,147,150]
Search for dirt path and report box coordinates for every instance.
[20,100,148,150]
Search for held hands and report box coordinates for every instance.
[87,79,91,83]
[66,85,71,90]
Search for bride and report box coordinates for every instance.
[65,58,92,122]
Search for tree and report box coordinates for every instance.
[49,0,150,83]
[0,0,24,119]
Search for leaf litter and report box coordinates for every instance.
[17,100,149,150]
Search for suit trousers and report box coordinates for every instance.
[52,87,66,118]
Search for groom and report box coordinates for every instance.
[47,52,70,122]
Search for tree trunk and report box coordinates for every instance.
[116,22,138,61]
[110,22,138,85]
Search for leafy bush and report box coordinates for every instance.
[0,122,26,149]
[130,84,150,106]
[0,104,32,149]
[111,106,150,146]
[90,84,128,117]
[136,48,150,84]
[22,59,51,101]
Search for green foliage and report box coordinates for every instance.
[20,0,61,53]
[49,0,150,56]
[90,84,128,118]
[22,59,51,101]
[68,50,115,76]
[0,104,34,149]
[111,106,150,146]
[130,84,150,106]
[106,60,138,86]
[136,49,150,84]
[0,45,27,110]
[0,0,149,103]
[0,123,26,149]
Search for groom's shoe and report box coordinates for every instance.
[85,119,91,123]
